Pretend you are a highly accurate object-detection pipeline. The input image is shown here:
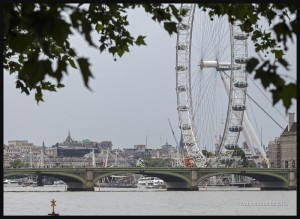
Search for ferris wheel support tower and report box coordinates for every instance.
[220,72,269,166]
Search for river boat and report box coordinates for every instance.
[21,180,37,187]
[53,180,65,185]
[95,175,137,188]
[3,179,20,186]
[137,176,166,189]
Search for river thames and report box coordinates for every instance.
[3,186,296,216]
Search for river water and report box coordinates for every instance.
[3,186,297,216]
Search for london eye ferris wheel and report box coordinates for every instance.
[175,4,249,167]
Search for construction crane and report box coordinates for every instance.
[168,118,179,148]
[168,118,185,167]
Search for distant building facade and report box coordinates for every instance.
[268,112,297,168]
[50,131,106,157]
[159,141,174,158]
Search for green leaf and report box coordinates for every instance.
[270,83,296,113]
[277,58,290,70]
[16,80,24,89]
[271,49,284,59]
[246,58,259,73]
[82,19,96,47]
[51,19,71,47]
[55,60,67,82]
[254,69,272,89]
[116,45,129,57]
[20,86,30,95]
[271,88,281,106]
[41,81,55,91]
[70,11,80,29]
[57,83,65,88]
[99,44,106,52]
[96,24,103,32]
[251,30,262,41]
[163,22,177,35]
[77,58,94,89]
[273,22,291,45]
[69,59,77,69]
[275,83,297,113]
[35,87,44,104]
[108,46,117,54]
[135,35,147,46]
[7,34,33,53]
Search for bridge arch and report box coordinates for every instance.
[197,170,289,185]
[92,169,191,186]
[4,170,86,190]
[5,171,85,184]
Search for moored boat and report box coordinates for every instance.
[137,176,166,189]
[3,179,20,187]
[21,180,37,187]
[95,175,138,188]
[53,180,65,185]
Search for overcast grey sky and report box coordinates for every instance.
[4,6,297,150]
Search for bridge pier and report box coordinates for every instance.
[166,169,199,191]
[167,187,199,191]
[260,181,288,190]
[67,187,94,191]
[166,182,199,191]
[86,168,94,191]
[191,169,198,190]
[288,170,297,190]
[66,182,94,191]
[65,168,95,191]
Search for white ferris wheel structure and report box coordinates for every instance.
[175,4,269,167]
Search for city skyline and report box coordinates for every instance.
[4,7,297,150]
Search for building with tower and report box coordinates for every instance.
[268,112,297,168]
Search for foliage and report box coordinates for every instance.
[202,149,213,158]
[9,159,26,168]
[233,147,248,167]
[260,159,269,168]
[3,3,296,112]
[144,158,170,167]
[232,147,265,168]
[246,160,258,168]
[3,3,181,103]
[199,3,297,113]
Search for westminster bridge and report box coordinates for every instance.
[3,167,296,191]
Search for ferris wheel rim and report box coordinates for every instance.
[175,4,248,167]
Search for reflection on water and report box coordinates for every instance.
[4,185,67,192]
[4,186,296,216]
